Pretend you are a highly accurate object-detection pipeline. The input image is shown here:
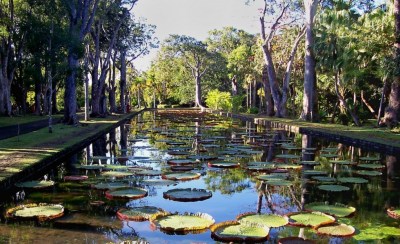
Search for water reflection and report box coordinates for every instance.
[1,110,400,243]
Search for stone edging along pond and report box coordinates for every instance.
[210,110,400,156]
[0,110,144,191]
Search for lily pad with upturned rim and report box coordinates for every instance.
[208,161,240,168]
[316,223,356,237]
[330,160,353,165]
[141,179,176,186]
[387,208,400,219]
[105,187,148,200]
[117,206,166,221]
[337,177,368,184]
[318,184,350,192]
[150,212,215,233]
[162,172,201,181]
[101,171,134,178]
[298,161,320,166]
[167,159,197,166]
[355,170,383,176]
[64,175,89,181]
[311,176,336,183]
[163,188,212,202]
[278,237,316,244]
[359,156,380,161]
[287,211,335,228]
[15,180,55,189]
[236,212,288,228]
[210,221,270,243]
[357,164,384,169]
[6,203,64,221]
[135,170,162,176]
[302,170,328,176]
[91,181,130,190]
[75,165,105,170]
[304,202,356,217]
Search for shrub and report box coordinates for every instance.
[205,90,232,111]
[232,95,245,113]
[247,107,259,114]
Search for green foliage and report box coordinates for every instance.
[232,95,245,113]
[205,90,232,111]
[246,107,259,114]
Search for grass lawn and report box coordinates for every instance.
[0,112,139,183]
[0,114,63,127]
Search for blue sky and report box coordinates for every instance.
[132,0,262,71]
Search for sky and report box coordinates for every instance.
[132,0,262,71]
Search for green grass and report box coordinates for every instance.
[0,114,63,127]
[0,112,139,183]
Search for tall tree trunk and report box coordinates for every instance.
[120,49,127,113]
[262,65,274,116]
[109,59,116,113]
[384,0,400,127]
[231,75,238,96]
[34,61,42,115]
[301,0,318,121]
[195,73,203,108]
[361,90,377,118]
[64,52,79,124]
[63,0,99,124]
[377,79,388,126]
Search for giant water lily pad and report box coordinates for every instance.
[210,221,269,242]
[75,164,105,170]
[141,179,176,186]
[330,160,353,165]
[287,211,335,228]
[105,187,148,200]
[337,177,368,184]
[302,170,327,176]
[319,154,339,159]
[117,206,166,221]
[304,202,356,217]
[151,212,215,233]
[275,154,301,160]
[355,170,382,176]
[101,171,134,178]
[6,203,64,221]
[236,212,288,228]
[208,161,240,168]
[15,180,55,189]
[245,163,276,172]
[275,164,302,170]
[387,208,400,219]
[64,175,88,181]
[311,176,336,183]
[162,172,201,181]
[317,184,350,192]
[359,156,380,161]
[91,182,129,190]
[163,188,212,202]
[103,165,130,171]
[316,223,355,237]
[298,161,320,166]
[167,159,196,166]
[135,170,162,176]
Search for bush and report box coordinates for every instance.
[205,90,232,111]
[247,107,259,114]
[232,95,245,113]
[157,104,171,109]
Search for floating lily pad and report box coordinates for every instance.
[387,208,400,219]
[91,182,129,190]
[6,203,64,221]
[162,172,201,181]
[357,164,384,169]
[167,159,196,166]
[64,175,88,181]
[287,211,335,228]
[117,206,166,221]
[15,180,55,189]
[170,165,194,171]
[167,151,191,156]
[303,170,327,176]
[318,184,350,192]
[163,188,212,202]
[256,174,287,181]
[304,202,356,217]
[105,187,148,200]
[337,177,368,184]
[275,164,302,170]
[355,170,383,176]
[245,164,276,172]
[236,212,288,228]
[275,154,301,159]
[101,171,134,178]
[320,148,337,153]
[141,179,176,186]
[208,161,240,168]
[298,161,320,166]
[187,155,219,161]
[103,165,130,171]
[316,223,355,237]
[151,212,215,233]
[311,176,336,183]
[359,156,380,161]
[210,221,269,242]
[135,170,162,176]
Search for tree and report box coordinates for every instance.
[164,35,216,108]
[258,0,305,117]
[300,0,318,121]
[62,0,99,124]
[384,0,400,127]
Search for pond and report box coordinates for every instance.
[1,110,400,243]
